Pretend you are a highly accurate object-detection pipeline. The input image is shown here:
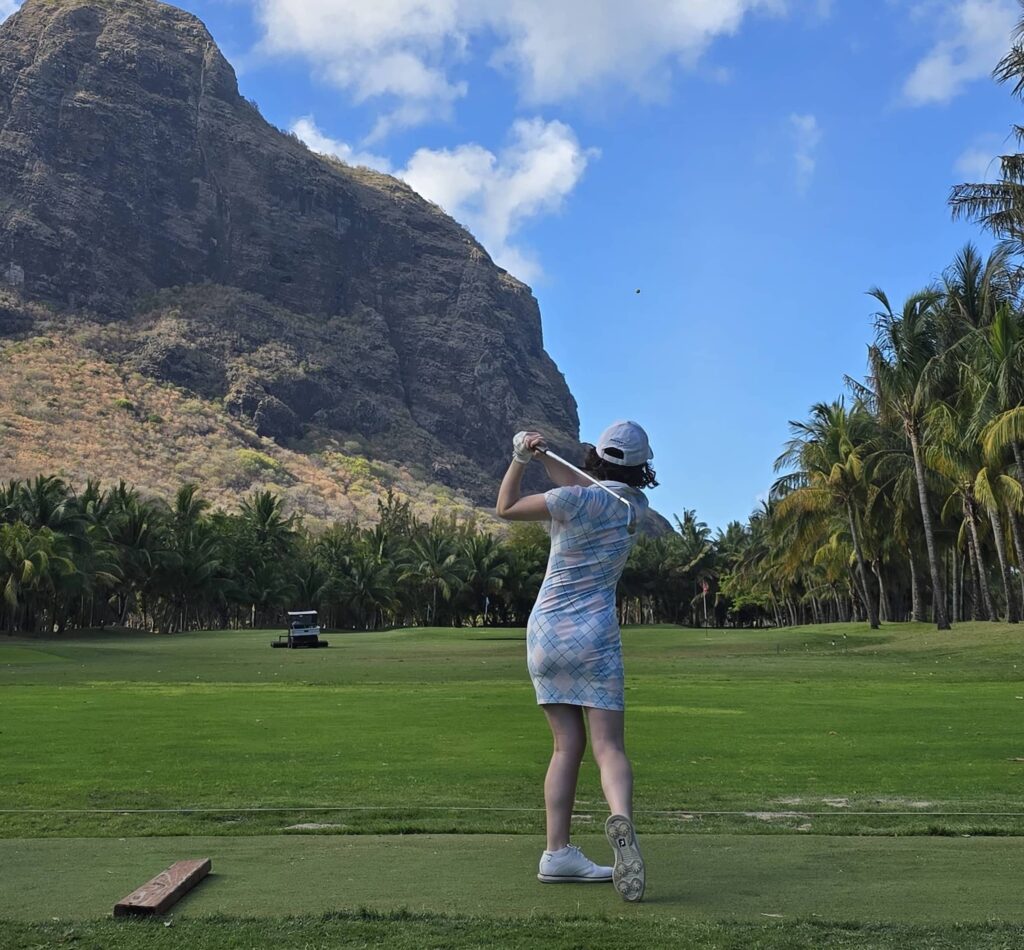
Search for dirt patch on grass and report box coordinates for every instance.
[744,812,808,822]
[285,823,346,831]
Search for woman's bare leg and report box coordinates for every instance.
[585,708,633,819]
[541,704,587,851]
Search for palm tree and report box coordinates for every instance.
[966,306,1024,606]
[291,557,331,615]
[974,461,1022,622]
[240,558,296,629]
[15,476,76,531]
[337,547,398,630]
[0,523,73,632]
[774,399,881,629]
[951,305,1024,619]
[856,288,952,629]
[983,432,1024,613]
[107,495,172,628]
[940,244,1014,342]
[461,534,509,625]
[171,484,210,534]
[402,526,467,626]
[622,536,670,625]
[725,501,790,627]
[239,490,297,552]
[674,510,712,557]
[926,402,1002,621]
[152,484,220,631]
[501,523,548,623]
[237,491,298,627]
[950,4,1024,257]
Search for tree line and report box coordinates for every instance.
[0,477,731,634]
[716,261,1024,629]
[717,19,1024,631]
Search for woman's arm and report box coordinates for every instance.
[496,459,551,521]
[519,431,588,488]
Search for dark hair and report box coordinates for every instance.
[582,446,658,489]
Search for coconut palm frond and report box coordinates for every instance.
[982,406,1024,457]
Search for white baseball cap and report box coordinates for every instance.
[596,420,654,467]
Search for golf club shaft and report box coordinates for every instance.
[537,448,636,530]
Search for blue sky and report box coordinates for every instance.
[6,0,1021,529]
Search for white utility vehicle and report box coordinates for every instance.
[271,610,329,649]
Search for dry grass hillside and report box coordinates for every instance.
[0,332,483,526]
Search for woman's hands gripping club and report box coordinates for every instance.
[512,431,547,465]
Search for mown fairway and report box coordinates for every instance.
[1,622,1023,948]
[2,623,1023,837]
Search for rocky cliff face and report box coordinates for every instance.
[0,0,581,502]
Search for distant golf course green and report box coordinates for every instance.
[2,623,1023,947]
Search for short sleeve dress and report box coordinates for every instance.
[526,481,649,711]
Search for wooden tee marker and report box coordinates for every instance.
[113,858,212,917]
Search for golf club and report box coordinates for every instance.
[536,447,637,535]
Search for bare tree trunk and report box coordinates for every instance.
[847,503,880,629]
[908,425,950,628]
[908,548,924,622]
[872,559,892,623]
[965,547,979,620]
[966,539,979,619]
[1007,507,1024,617]
[1013,441,1024,482]
[988,507,1018,623]
[951,548,962,623]
[848,569,864,622]
[964,513,989,620]
[966,500,997,621]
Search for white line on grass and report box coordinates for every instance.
[2,806,1024,816]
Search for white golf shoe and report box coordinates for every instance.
[605,814,645,902]
[537,844,614,883]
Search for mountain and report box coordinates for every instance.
[0,0,582,510]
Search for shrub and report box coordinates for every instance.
[236,449,287,479]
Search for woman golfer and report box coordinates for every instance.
[496,421,656,902]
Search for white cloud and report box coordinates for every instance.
[400,118,596,281]
[903,0,1017,105]
[256,0,467,135]
[790,113,822,192]
[482,0,784,103]
[0,0,21,22]
[291,115,594,282]
[953,133,1006,180]
[290,117,392,172]
[253,0,783,131]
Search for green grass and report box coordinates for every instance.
[5,914,1023,950]
[2,622,1023,946]
[2,623,1023,838]
[3,833,1024,923]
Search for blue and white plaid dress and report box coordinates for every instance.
[526,481,649,711]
